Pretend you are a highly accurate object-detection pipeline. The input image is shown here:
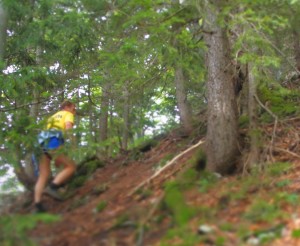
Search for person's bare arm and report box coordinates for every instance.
[65,122,73,130]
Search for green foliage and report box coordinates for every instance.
[135,188,152,200]
[238,115,249,128]
[181,168,198,183]
[188,148,207,171]
[160,225,201,246]
[91,183,109,196]
[159,131,295,244]
[197,171,219,193]
[242,224,285,245]
[173,168,200,191]
[196,205,218,223]
[112,214,132,229]
[0,175,22,193]
[226,162,291,201]
[69,158,105,189]
[265,162,291,177]
[154,153,174,171]
[94,200,107,213]
[258,82,300,120]
[134,137,160,152]
[69,196,89,210]
[225,173,269,201]
[163,181,196,226]
[292,229,300,238]
[68,176,86,189]
[273,192,299,206]
[0,214,60,246]
[2,8,300,246]
[80,0,109,14]
[243,199,286,223]
[275,179,291,188]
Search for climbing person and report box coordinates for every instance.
[34,100,77,213]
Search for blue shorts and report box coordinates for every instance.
[38,130,64,151]
[43,137,64,150]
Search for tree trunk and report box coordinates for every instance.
[88,90,95,141]
[293,30,300,71]
[0,0,8,61]
[89,104,96,141]
[87,78,97,142]
[121,82,130,150]
[99,83,110,143]
[23,86,39,182]
[237,64,248,116]
[22,45,42,189]
[98,82,111,156]
[204,1,239,174]
[247,63,260,168]
[14,114,36,190]
[108,99,114,156]
[174,65,194,134]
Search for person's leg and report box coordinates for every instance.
[34,154,51,205]
[52,154,76,186]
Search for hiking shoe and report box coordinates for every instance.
[44,186,64,201]
[33,202,47,213]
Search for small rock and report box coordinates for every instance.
[198,224,214,234]
[91,184,109,195]
[246,236,260,245]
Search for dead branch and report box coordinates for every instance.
[128,139,205,196]
[273,147,300,159]
[254,94,278,162]
[135,193,165,246]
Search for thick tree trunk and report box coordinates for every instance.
[0,1,8,61]
[204,1,239,174]
[174,66,194,134]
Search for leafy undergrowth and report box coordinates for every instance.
[2,120,300,246]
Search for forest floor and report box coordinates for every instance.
[4,118,300,246]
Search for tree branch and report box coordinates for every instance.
[128,139,205,196]
[274,147,300,159]
[254,94,278,161]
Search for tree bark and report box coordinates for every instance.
[97,82,111,156]
[247,63,259,167]
[204,0,239,174]
[121,82,130,150]
[22,45,42,188]
[0,0,8,61]
[293,30,300,71]
[174,65,194,134]
[99,83,110,143]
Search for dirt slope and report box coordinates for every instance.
[28,133,200,246]
[5,119,300,246]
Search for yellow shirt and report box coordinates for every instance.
[46,110,74,131]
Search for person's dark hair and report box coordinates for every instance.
[60,100,75,110]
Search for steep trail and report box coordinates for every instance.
[29,134,201,246]
[7,118,300,245]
